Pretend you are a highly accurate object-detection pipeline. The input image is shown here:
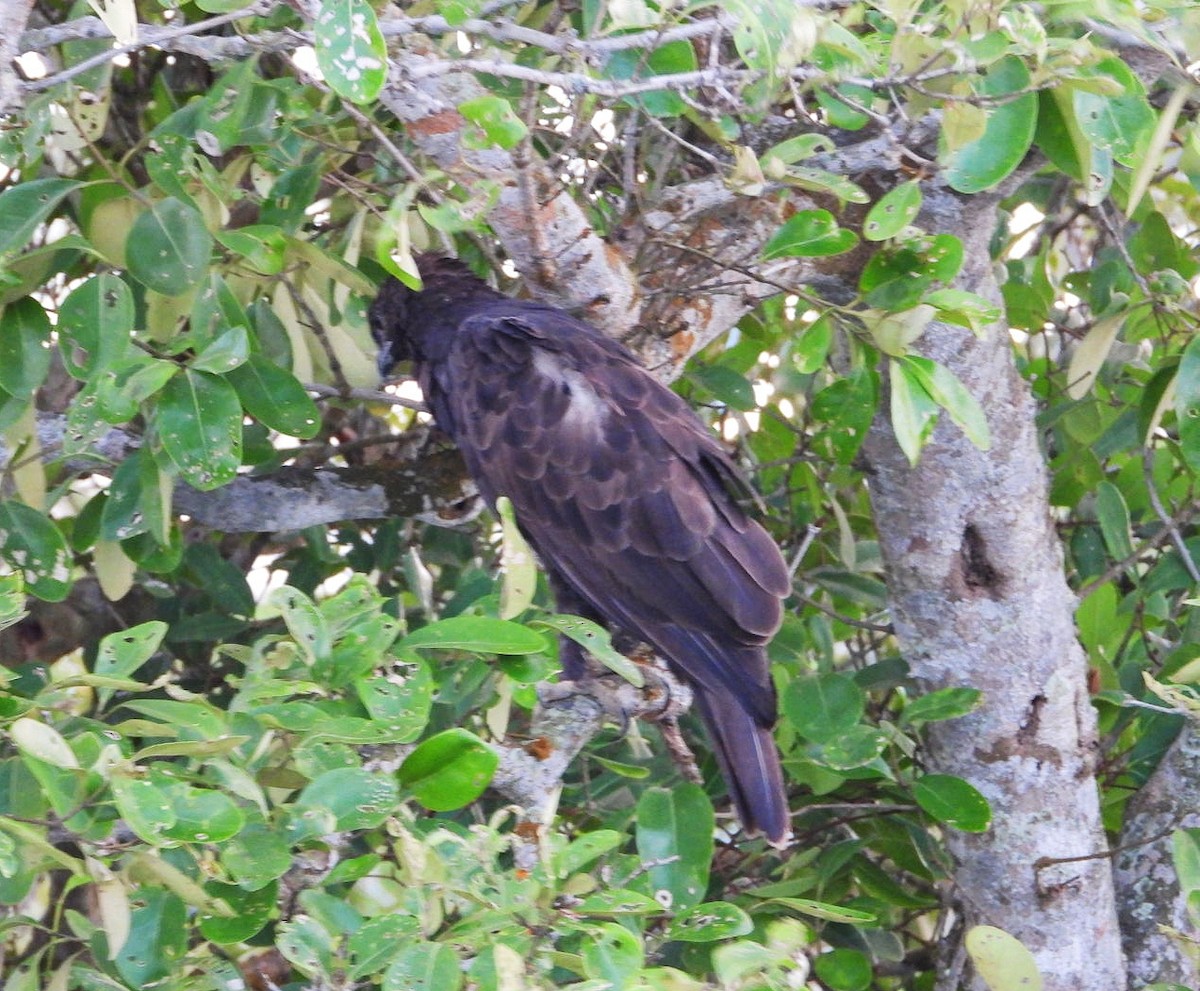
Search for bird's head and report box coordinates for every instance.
[369,254,495,379]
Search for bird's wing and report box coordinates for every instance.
[440,307,790,725]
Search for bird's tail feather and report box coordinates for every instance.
[693,691,790,845]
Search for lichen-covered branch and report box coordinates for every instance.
[491,669,690,870]
[1,0,35,114]
[1114,722,1200,986]
[13,414,476,534]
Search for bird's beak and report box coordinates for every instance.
[377,343,397,381]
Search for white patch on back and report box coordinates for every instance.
[533,349,609,435]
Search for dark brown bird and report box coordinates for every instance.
[370,255,792,843]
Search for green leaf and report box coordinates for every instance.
[496,496,537,620]
[383,942,462,991]
[942,56,1037,193]
[191,325,249,374]
[964,925,1043,991]
[0,573,26,635]
[224,351,321,438]
[10,718,78,769]
[784,166,870,204]
[100,453,152,541]
[812,725,887,770]
[1173,829,1200,895]
[122,698,227,737]
[1073,57,1155,165]
[0,298,51,395]
[356,659,433,742]
[900,356,991,451]
[0,501,71,601]
[111,771,177,843]
[94,621,168,707]
[198,880,275,944]
[924,288,1001,335]
[726,0,815,80]
[349,915,423,980]
[533,614,644,686]
[314,0,388,105]
[213,225,288,275]
[1035,87,1083,178]
[763,209,858,259]
[903,686,983,725]
[277,916,335,977]
[157,369,243,490]
[288,767,399,840]
[458,95,528,150]
[813,948,872,991]
[761,134,835,171]
[554,829,624,876]
[869,304,935,355]
[111,888,186,987]
[811,369,877,465]
[635,783,713,912]
[664,902,754,943]
[222,823,293,890]
[863,182,922,241]
[794,315,834,373]
[783,672,865,743]
[159,779,246,843]
[913,773,991,832]
[814,81,872,129]
[125,198,213,295]
[581,922,644,988]
[1066,313,1124,400]
[1095,480,1134,561]
[398,728,498,811]
[57,273,134,379]
[689,364,756,411]
[889,358,939,465]
[605,41,698,117]
[399,615,547,654]
[96,358,178,424]
[1174,334,1200,472]
[750,896,876,924]
[268,585,331,662]
[575,888,665,916]
[437,0,486,25]
[0,178,81,256]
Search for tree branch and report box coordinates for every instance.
[0,0,35,114]
[491,668,693,870]
[15,413,477,533]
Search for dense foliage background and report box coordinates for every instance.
[1,0,1200,988]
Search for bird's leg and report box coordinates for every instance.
[656,718,704,786]
[624,655,703,786]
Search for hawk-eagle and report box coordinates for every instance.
[370,255,791,843]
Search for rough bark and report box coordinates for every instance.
[10,414,478,533]
[1114,722,1200,986]
[0,0,34,116]
[375,49,641,335]
[861,191,1125,988]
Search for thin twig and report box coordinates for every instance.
[305,382,427,412]
[1077,501,1200,599]
[795,592,893,634]
[1142,447,1200,584]
[24,2,271,92]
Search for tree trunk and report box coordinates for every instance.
[861,194,1126,989]
[1114,722,1200,987]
